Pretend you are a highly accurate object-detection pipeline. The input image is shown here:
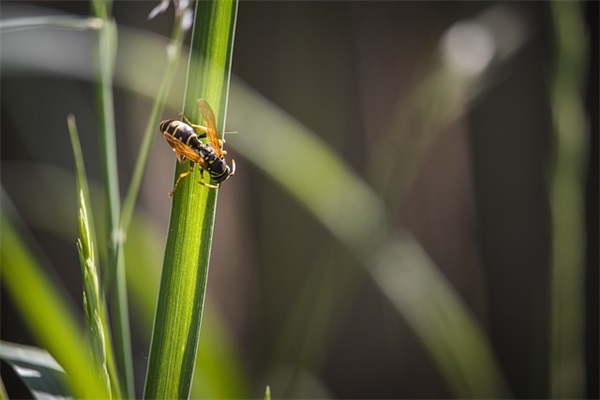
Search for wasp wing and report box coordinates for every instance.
[197,99,223,156]
[164,133,203,164]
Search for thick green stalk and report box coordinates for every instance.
[143,1,238,398]
[91,0,134,395]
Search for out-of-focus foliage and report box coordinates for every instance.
[0,1,595,399]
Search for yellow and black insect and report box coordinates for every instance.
[160,99,235,196]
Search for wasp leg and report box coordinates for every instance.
[197,170,219,189]
[199,180,220,189]
[169,169,193,197]
[179,113,208,138]
[219,139,228,154]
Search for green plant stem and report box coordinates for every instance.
[91,0,134,396]
[120,13,186,234]
[550,1,587,398]
[143,1,238,398]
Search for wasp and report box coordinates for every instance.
[160,99,236,196]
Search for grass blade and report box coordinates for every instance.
[229,83,510,397]
[67,115,122,399]
[120,1,191,234]
[91,0,134,395]
[0,202,108,399]
[143,1,238,398]
[550,1,587,397]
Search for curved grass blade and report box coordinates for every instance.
[2,161,251,399]
[228,82,511,398]
[0,206,109,399]
[143,1,238,398]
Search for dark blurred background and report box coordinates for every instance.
[1,1,597,399]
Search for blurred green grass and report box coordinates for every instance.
[0,2,592,399]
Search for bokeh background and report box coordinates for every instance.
[1,1,597,399]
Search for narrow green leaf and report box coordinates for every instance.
[120,1,191,234]
[0,211,109,399]
[372,234,510,397]
[91,0,134,395]
[550,1,587,397]
[264,385,271,400]
[67,115,122,399]
[1,161,251,399]
[143,1,238,398]
[228,82,511,398]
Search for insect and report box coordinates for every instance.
[160,99,236,196]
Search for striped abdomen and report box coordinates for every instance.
[201,147,232,183]
[160,119,202,150]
